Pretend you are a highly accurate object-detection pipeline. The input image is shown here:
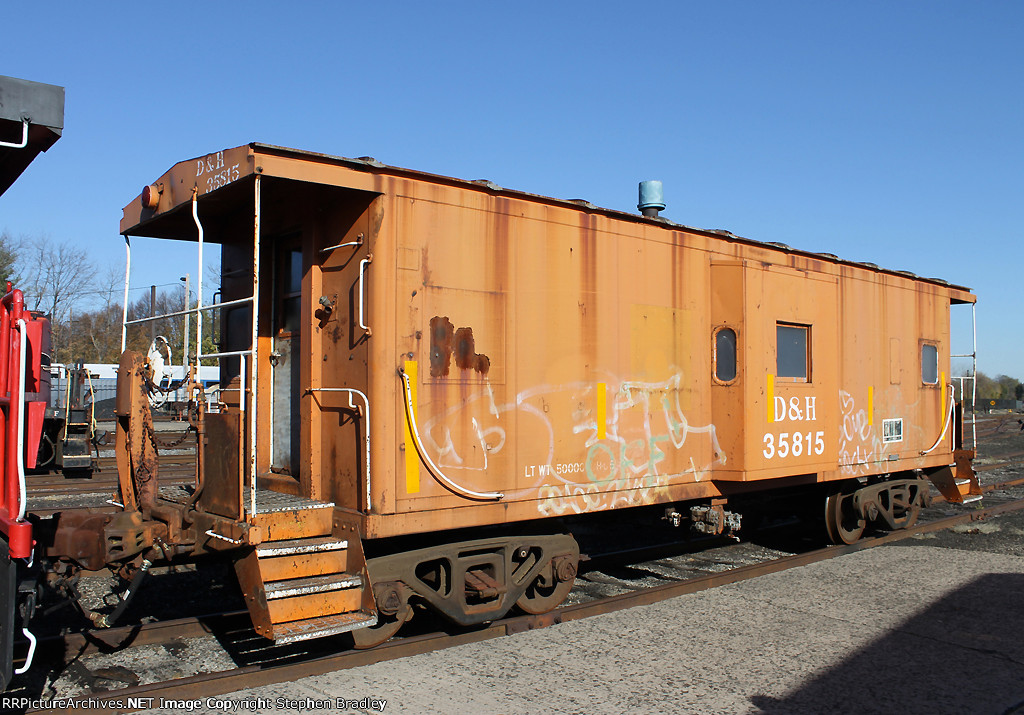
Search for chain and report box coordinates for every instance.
[150,424,196,449]
[134,415,157,488]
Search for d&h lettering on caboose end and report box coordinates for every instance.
[13,143,980,660]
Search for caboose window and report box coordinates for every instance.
[714,327,737,382]
[277,247,303,334]
[777,323,809,380]
[921,343,938,384]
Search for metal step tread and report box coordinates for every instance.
[254,488,335,514]
[273,611,378,645]
[257,536,348,558]
[961,495,983,504]
[158,484,194,504]
[159,486,335,514]
[265,573,363,600]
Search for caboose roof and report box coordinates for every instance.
[0,75,64,198]
[121,142,974,303]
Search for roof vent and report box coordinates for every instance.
[638,180,665,218]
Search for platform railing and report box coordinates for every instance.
[120,177,262,519]
[952,301,978,450]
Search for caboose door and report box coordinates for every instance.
[270,235,303,476]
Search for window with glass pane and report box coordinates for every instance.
[274,242,303,335]
[921,344,938,384]
[715,328,737,382]
[777,324,809,380]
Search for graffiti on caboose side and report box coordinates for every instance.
[419,372,724,516]
[837,389,888,474]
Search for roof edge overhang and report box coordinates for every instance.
[120,142,975,297]
[0,75,65,197]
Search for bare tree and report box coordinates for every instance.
[18,236,97,361]
[0,231,19,287]
[19,236,96,320]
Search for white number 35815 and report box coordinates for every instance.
[763,431,825,459]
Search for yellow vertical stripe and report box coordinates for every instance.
[940,372,946,421]
[596,383,606,440]
[403,360,420,494]
[767,374,775,423]
[868,386,874,426]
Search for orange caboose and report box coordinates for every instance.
[108,143,976,646]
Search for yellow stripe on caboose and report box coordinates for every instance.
[404,360,420,494]
[941,372,946,421]
[596,382,607,440]
[767,374,775,423]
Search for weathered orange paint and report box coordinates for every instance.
[121,143,975,540]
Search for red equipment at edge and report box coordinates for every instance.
[0,282,45,559]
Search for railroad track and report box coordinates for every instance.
[14,469,1024,715]
[24,432,197,513]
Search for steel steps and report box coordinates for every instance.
[273,611,377,645]
[234,489,374,643]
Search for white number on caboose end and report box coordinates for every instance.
[195,150,241,193]
[763,431,825,459]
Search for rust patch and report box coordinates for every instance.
[429,316,455,377]
[454,327,490,376]
[429,317,490,377]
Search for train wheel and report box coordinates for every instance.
[515,555,577,615]
[351,612,406,649]
[824,490,866,545]
[351,582,412,650]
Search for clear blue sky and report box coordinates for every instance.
[1,1,1020,380]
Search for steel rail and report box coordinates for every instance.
[26,494,1024,714]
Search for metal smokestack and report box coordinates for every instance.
[638,180,665,218]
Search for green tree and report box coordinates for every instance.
[969,371,1023,402]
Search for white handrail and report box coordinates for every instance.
[13,627,36,675]
[309,388,372,511]
[0,119,28,149]
[123,295,254,326]
[399,368,503,501]
[320,233,363,253]
[921,386,956,456]
[194,196,205,358]
[198,349,253,361]
[358,255,373,335]
[121,236,131,353]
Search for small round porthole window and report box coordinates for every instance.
[715,327,737,382]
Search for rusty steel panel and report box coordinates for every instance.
[200,412,243,520]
